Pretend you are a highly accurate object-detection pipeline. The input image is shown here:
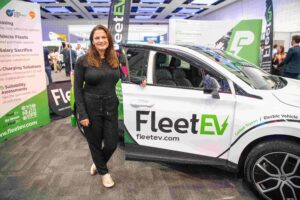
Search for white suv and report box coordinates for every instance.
[120,43,300,200]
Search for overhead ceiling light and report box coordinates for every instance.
[170,15,188,19]
[137,7,158,13]
[92,6,110,13]
[30,0,57,2]
[86,0,111,2]
[44,6,71,13]
[135,15,153,19]
[190,0,219,5]
[141,0,164,4]
[178,8,201,14]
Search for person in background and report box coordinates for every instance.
[271,45,286,76]
[76,43,85,60]
[43,47,52,84]
[62,42,71,77]
[280,35,300,79]
[49,48,60,73]
[272,44,278,58]
[74,25,121,188]
[259,41,264,68]
[68,44,77,71]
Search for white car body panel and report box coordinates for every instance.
[122,44,300,167]
[123,83,235,158]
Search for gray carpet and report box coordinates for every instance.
[0,117,258,200]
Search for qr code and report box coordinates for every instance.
[21,104,37,120]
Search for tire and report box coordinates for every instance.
[244,140,300,200]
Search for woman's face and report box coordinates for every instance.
[92,29,109,52]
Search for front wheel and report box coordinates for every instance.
[244,140,300,200]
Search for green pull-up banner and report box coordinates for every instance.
[0,0,50,141]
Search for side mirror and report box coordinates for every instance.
[212,90,220,99]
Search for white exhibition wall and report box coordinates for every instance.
[42,20,168,44]
[128,25,168,43]
[41,19,106,42]
[201,0,300,33]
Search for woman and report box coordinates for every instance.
[272,45,286,76]
[74,25,120,188]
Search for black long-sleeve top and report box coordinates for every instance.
[74,55,120,121]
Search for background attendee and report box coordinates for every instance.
[271,45,286,76]
[43,47,52,84]
[280,35,300,79]
[272,44,278,58]
[49,48,60,73]
[259,41,264,67]
[68,44,77,71]
[62,42,71,77]
[74,25,120,188]
[76,43,85,60]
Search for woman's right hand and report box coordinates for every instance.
[140,79,147,88]
[80,119,90,127]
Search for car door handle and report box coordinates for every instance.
[130,100,154,108]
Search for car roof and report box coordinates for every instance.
[121,43,195,53]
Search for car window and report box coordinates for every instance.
[189,46,287,90]
[153,52,231,93]
[126,48,149,82]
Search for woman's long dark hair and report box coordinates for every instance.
[87,25,119,69]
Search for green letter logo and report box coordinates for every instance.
[200,115,229,135]
[114,0,125,16]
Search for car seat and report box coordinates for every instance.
[172,68,193,87]
[169,57,192,87]
[156,53,168,68]
[169,57,181,68]
[155,53,176,86]
[156,69,176,86]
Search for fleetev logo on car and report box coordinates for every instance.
[136,111,229,135]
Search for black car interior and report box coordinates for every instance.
[154,53,200,87]
[153,52,230,93]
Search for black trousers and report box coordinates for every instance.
[65,62,71,76]
[83,93,119,175]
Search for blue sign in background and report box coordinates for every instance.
[144,36,160,43]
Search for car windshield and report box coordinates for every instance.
[189,46,286,90]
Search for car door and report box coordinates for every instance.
[122,46,236,164]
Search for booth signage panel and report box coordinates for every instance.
[169,19,262,65]
[0,0,50,141]
[144,36,160,44]
[48,81,72,118]
[108,0,131,49]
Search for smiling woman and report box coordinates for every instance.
[74,25,120,188]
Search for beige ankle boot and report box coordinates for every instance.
[101,173,115,188]
[90,163,97,176]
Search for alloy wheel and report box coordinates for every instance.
[252,152,300,200]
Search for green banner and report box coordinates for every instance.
[0,91,50,141]
[226,20,262,65]
[0,1,50,141]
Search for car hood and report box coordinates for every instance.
[272,78,300,108]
